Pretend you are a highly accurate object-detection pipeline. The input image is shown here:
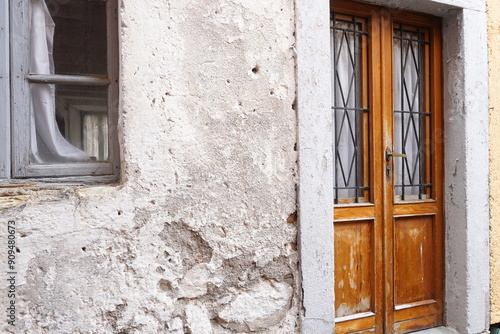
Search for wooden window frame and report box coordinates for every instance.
[2,0,120,184]
[0,0,10,180]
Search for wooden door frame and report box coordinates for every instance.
[330,3,444,332]
[297,0,489,333]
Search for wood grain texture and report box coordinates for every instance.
[334,221,374,318]
[334,205,375,221]
[335,313,376,334]
[394,315,438,333]
[394,216,434,305]
[0,195,30,210]
[394,301,437,322]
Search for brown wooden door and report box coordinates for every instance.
[331,2,443,334]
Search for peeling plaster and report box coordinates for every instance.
[0,0,298,332]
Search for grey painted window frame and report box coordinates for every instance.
[0,0,10,179]
[296,0,490,333]
[6,0,120,182]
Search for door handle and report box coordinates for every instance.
[386,147,407,161]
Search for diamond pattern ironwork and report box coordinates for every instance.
[332,13,369,202]
[394,25,431,200]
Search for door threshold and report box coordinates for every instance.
[412,327,457,334]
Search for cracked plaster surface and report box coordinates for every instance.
[0,0,299,332]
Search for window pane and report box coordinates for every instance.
[331,13,370,204]
[30,84,108,163]
[45,0,107,75]
[55,85,109,161]
[393,24,432,201]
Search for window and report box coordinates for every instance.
[1,0,119,182]
[331,12,370,204]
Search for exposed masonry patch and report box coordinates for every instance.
[217,279,293,331]
[159,222,213,269]
[104,304,128,333]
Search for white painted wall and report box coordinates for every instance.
[0,0,299,332]
[295,0,334,332]
[442,8,490,332]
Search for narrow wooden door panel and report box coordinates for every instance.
[334,221,374,318]
[394,216,434,306]
[388,12,443,333]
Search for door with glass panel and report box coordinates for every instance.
[331,2,443,333]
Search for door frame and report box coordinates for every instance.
[296,0,489,333]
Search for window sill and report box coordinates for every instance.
[0,174,120,188]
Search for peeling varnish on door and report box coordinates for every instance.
[334,221,373,318]
[336,297,371,317]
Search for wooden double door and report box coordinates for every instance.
[331,1,444,333]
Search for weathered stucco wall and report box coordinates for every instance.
[489,0,500,325]
[0,0,299,332]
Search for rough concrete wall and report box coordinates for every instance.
[443,8,490,333]
[0,0,299,333]
[295,0,334,333]
[489,0,500,324]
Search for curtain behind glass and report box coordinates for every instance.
[29,0,89,163]
[393,30,421,197]
[333,20,361,200]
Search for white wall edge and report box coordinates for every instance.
[442,7,490,333]
[295,0,335,333]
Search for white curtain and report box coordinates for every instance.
[30,0,89,163]
[393,32,421,197]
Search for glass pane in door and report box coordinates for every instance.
[332,13,370,204]
[393,24,432,201]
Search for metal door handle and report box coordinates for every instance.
[386,147,407,161]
